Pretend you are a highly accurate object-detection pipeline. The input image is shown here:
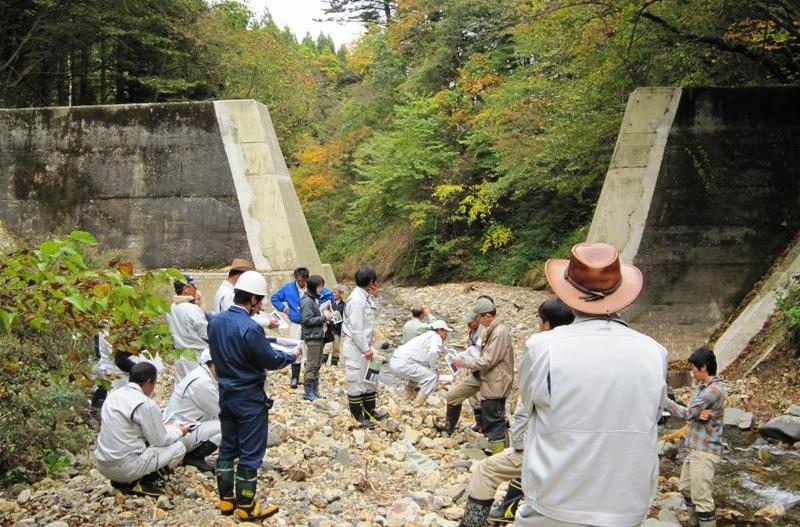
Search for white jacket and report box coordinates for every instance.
[392,331,443,370]
[213,280,235,314]
[518,316,667,527]
[342,287,379,353]
[163,364,219,424]
[167,296,208,353]
[95,383,182,463]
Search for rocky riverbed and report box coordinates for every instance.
[0,282,798,526]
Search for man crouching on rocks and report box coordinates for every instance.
[435,297,514,454]
[95,362,190,497]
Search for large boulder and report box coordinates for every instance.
[759,415,800,443]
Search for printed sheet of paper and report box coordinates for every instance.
[363,359,382,383]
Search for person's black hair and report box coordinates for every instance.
[129,362,157,385]
[294,267,310,279]
[411,307,424,318]
[307,275,325,298]
[228,268,246,279]
[355,265,377,288]
[538,298,575,328]
[477,294,494,304]
[233,289,264,306]
[688,347,717,375]
[173,274,193,295]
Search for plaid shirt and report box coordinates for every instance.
[667,376,725,456]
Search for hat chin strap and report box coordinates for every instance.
[564,270,621,302]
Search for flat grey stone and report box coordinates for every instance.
[724,407,754,429]
[786,404,800,417]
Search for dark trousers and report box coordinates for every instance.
[304,339,325,381]
[480,397,507,442]
[219,390,270,471]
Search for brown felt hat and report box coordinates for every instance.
[544,242,642,315]
[227,258,255,272]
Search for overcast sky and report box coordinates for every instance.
[245,0,365,48]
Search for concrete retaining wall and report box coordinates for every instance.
[0,100,332,282]
[589,87,800,358]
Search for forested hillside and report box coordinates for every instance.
[2,0,798,283]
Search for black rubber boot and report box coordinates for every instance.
[434,404,462,435]
[322,353,329,365]
[459,496,493,527]
[363,391,388,421]
[312,378,324,399]
[331,355,339,366]
[488,478,523,523]
[183,441,217,474]
[698,509,716,527]
[348,394,375,429]
[111,475,165,497]
[472,408,483,433]
[216,460,235,515]
[685,496,699,527]
[235,467,278,521]
[304,379,316,401]
[290,363,301,388]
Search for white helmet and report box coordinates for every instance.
[234,271,268,297]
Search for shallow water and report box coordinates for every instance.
[662,424,800,525]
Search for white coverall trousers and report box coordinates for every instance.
[388,355,438,396]
[96,442,186,484]
[342,336,377,396]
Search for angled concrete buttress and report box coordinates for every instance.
[0,100,334,284]
[589,87,800,359]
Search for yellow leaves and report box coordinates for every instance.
[433,184,463,201]
[457,183,497,225]
[481,223,513,254]
[293,140,347,205]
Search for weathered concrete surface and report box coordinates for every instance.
[0,100,332,281]
[714,235,800,372]
[590,87,800,358]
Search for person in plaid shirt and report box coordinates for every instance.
[665,347,726,527]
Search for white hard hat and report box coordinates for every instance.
[234,271,268,297]
[431,320,453,332]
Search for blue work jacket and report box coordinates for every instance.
[208,306,295,395]
[271,281,334,323]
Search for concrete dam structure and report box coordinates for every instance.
[0,100,333,284]
[589,86,800,362]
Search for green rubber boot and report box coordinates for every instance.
[216,460,235,515]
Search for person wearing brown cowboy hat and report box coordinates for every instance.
[514,242,667,527]
[213,258,256,314]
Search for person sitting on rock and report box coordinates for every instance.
[213,258,255,314]
[464,302,486,433]
[665,347,726,527]
[163,349,221,474]
[95,362,191,497]
[402,305,437,343]
[167,273,209,382]
[459,298,574,527]
[389,320,454,406]
[435,297,514,454]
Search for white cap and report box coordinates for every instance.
[199,348,212,364]
[234,271,268,297]
[431,320,453,332]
